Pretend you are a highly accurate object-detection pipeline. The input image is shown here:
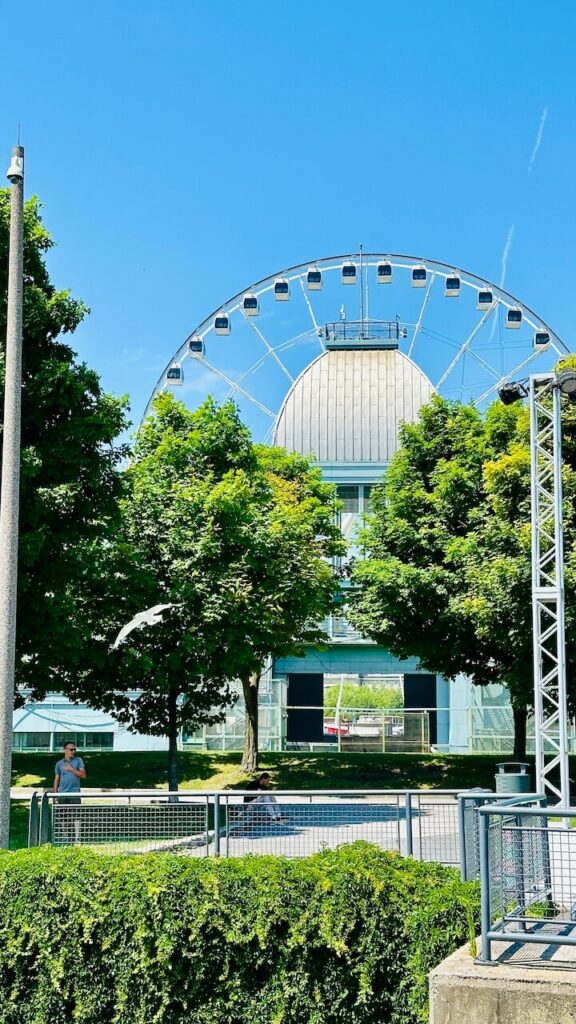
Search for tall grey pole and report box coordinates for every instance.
[0,145,24,848]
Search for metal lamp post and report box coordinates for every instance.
[0,145,25,848]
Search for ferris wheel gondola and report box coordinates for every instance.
[143,252,569,438]
[377,261,392,283]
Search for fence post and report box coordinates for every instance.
[458,795,468,880]
[27,793,39,847]
[213,793,220,857]
[477,809,493,963]
[540,800,554,913]
[514,809,527,932]
[39,792,50,845]
[405,792,413,857]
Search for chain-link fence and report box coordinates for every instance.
[33,792,211,856]
[477,800,576,961]
[29,789,466,864]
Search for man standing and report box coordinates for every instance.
[52,741,86,843]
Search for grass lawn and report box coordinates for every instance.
[12,749,566,849]
[9,800,30,850]
[12,749,516,793]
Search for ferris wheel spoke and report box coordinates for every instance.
[232,328,318,391]
[262,421,276,444]
[192,356,276,418]
[273,327,318,353]
[299,278,325,351]
[407,273,436,358]
[225,328,318,405]
[231,349,274,386]
[467,347,502,381]
[550,338,569,360]
[435,303,497,390]
[473,348,546,406]
[418,326,462,351]
[244,315,295,383]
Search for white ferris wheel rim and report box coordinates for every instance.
[142,252,570,427]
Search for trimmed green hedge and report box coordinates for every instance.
[0,843,478,1024]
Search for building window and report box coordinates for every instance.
[336,485,359,513]
[53,732,114,751]
[13,731,114,752]
[12,732,51,751]
[362,485,373,510]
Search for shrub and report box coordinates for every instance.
[0,843,478,1024]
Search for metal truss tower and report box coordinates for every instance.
[530,373,570,805]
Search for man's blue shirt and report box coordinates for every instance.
[54,756,85,793]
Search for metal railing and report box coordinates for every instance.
[475,798,576,962]
[324,320,406,344]
[28,789,467,863]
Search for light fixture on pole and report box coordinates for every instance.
[0,144,24,849]
[557,370,576,402]
[498,371,570,807]
[497,380,528,406]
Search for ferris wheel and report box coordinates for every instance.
[144,252,570,441]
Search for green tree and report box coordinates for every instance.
[0,192,129,696]
[228,442,345,771]
[349,390,576,757]
[72,395,344,785]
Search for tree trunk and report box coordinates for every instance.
[167,686,179,794]
[512,705,528,760]
[241,671,260,773]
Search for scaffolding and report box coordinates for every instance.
[529,374,570,805]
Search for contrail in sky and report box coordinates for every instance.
[499,224,515,288]
[488,108,547,341]
[528,106,548,174]
[489,224,515,339]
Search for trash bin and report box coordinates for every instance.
[495,762,531,794]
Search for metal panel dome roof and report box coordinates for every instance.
[274,348,434,463]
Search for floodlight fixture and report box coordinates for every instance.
[557,370,576,401]
[497,380,528,406]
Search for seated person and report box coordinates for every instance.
[243,772,286,822]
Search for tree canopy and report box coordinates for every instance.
[0,192,129,697]
[349,380,576,756]
[71,395,344,783]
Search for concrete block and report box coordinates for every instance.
[430,941,576,1024]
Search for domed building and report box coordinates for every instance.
[270,328,452,752]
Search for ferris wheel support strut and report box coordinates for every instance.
[298,279,325,352]
[408,273,436,358]
[193,356,276,419]
[243,315,295,383]
[474,348,547,407]
[435,303,497,390]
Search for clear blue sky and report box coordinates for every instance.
[1,1,575,434]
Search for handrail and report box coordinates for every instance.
[33,787,470,800]
[477,795,552,815]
